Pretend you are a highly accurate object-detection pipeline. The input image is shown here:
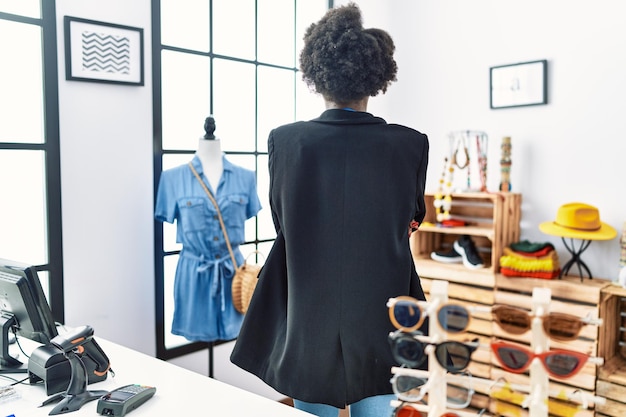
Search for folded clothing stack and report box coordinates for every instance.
[499,240,561,279]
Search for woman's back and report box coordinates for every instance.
[232,108,429,407]
[231,3,430,413]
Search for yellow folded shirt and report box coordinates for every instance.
[499,252,560,272]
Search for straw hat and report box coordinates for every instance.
[539,202,616,241]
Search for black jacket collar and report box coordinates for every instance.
[312,109,387,125]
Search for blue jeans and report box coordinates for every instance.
[293,394,396,417]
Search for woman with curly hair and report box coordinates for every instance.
[231,3,429,416]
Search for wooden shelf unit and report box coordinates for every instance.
[407,191,626,416]
[411,192,521,286]
[596,284,626,417]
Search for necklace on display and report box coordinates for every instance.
[451,132,470,190]
[434,156,454,222]
[476,133,488,192]
[451,134,470,170]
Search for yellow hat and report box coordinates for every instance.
[539,202,616,241]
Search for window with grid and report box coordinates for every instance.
[153,0,330,359]
[0,1,64,322]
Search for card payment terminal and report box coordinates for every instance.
[96,384,156,416]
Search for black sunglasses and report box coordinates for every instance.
[388,330,479,372]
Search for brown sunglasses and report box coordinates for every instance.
[491,304,600,342]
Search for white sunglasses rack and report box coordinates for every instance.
[388,279,607,417]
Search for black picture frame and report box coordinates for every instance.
[64,16,144,86]
[490,60,547,109]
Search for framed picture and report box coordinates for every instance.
[490,60,547,109]
[64,16,144,86]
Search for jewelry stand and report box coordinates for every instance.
[447,130,488,192]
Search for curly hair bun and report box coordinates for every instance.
[299,2,398,103]
[323,2,363,33]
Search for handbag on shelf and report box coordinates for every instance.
[189,162,263,314]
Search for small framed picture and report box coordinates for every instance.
[490,60,547,109]
[64,16,144,86]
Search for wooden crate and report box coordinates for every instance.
[411,192,521,287]
[596,284,626,416]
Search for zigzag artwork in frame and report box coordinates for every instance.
[64,16,144,86]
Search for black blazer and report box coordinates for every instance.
[231,109,429,407]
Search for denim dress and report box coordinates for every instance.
[155,156,261,342]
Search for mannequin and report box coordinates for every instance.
[155,115,262,344]
[196,116,223,191]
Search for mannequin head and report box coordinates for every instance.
[203,116,216,140]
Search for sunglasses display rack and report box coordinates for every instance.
[492,273,614,417]
[389,280,489,417]
[490,287,606,417]
[389,280,608,417]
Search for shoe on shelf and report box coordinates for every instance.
[453,235,485,270]
[430,248,463,264]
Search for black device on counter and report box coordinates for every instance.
[41,325,113,415]
[0,258,59,373]
[97,384,156,416]
[29,324,112,395]
[28,343,109,395]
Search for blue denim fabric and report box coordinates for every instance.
[294,394,396,417]
[155,156,261,341]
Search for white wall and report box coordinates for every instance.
[53,0,625,402]
[55,0,155,353]
[54,0,285,401]
[345,0,626,281]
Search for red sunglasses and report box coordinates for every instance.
[490,340,600,379]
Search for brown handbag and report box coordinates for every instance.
[231,251,263,314]
[189,162,262,314]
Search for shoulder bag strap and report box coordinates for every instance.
[188,162,238,269]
